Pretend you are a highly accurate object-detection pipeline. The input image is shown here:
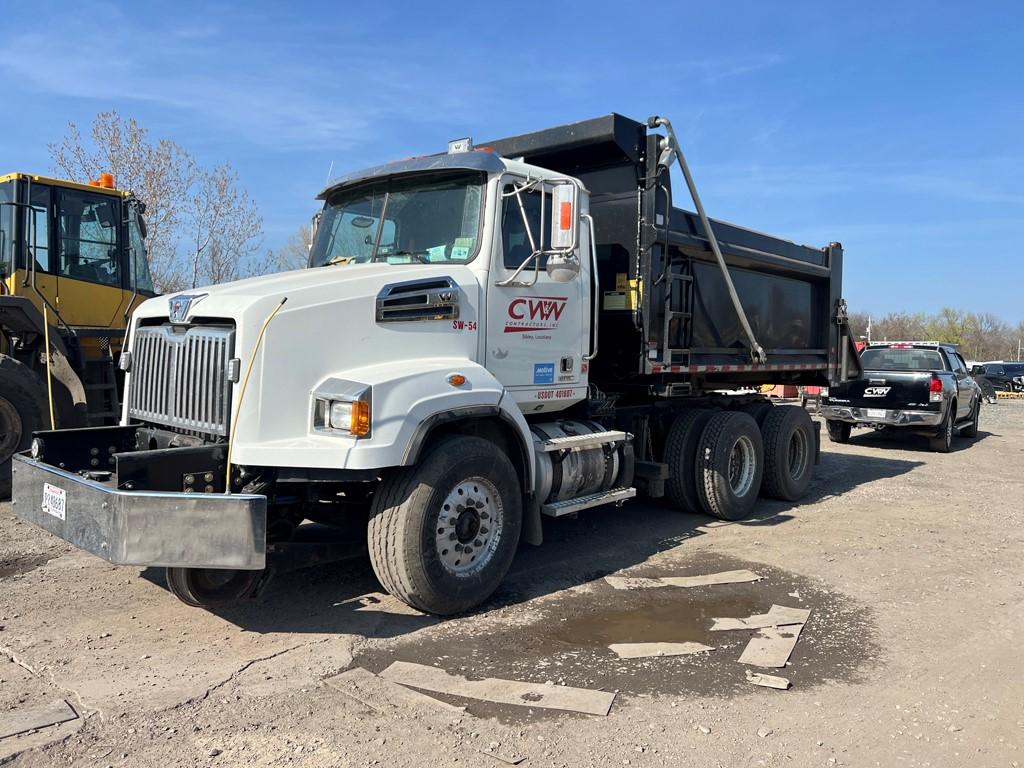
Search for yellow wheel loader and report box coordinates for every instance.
[0,172,155,496]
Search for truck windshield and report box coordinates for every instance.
[860,348,946,371]
[310,171,484,267]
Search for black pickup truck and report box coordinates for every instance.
[821,342,982,452]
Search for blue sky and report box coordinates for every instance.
[2,1,1022,323]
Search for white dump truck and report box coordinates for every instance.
[13,114,861,614]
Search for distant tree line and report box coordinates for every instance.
[847,308,1024,362]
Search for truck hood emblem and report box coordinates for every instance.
[168,293,207,324]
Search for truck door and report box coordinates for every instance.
[485,177,589,413]
[54,188,127,328]
[950,351,975,419]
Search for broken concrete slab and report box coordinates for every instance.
[608,642,714,659]
[660,569,762,588]
[746,671,792,690]
[605,570,761,590]
[381,661,615,716]
[0,699,78,740]
[711,604,810,631]
[739,624,805,668]
[324,667,467,717]
[604,576,667,590]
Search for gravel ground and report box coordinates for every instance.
[1,401,1022,767]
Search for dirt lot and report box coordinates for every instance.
[2,403,1022,768]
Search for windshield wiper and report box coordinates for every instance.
[324,255,356,266]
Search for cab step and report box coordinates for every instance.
[539,430,628,452]
[542,487,637,517]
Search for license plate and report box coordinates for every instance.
[866,408,887,419]
[41,483,67,521]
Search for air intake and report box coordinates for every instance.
[376,276,460,323]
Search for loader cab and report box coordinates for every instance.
[0,173,155,337]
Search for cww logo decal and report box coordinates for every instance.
[504,296,568,333]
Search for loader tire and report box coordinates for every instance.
[761,405,815,501]
[0,355,48,499]
[368,434,521,615]
[664,408,715,514]
[695,411,764,521]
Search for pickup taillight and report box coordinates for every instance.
[929,375,943,403]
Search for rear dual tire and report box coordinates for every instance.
[665,404,814,520]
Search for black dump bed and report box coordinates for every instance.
[487,114,861,395]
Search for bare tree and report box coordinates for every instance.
[274,225,314,272]
[49,112,263,293]
[846,311,870,342]
[187,164,263,288]
[50,113,195,292]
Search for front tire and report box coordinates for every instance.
[695,412,764,521]
[761,405,815,501]
[368,434,522,615]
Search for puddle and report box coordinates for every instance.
[550,593,761,648]
[0,554,50,580]
[354,554,878,719]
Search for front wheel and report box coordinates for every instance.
[368,434,522,615]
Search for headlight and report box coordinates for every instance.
[329,400,353,429]
[311,379,371,437]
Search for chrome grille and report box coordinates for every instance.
[127,324,235,437]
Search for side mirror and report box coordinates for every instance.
[549,181,579,252]
[546,253,579,283]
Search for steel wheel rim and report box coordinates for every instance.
[0,398,23,462]
[727,435,757,497]
[435,477,503,576]
[787,428,809,479]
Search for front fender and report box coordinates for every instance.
[230,358,530,477]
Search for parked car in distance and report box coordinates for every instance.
[970,361,1024,392]
[821,341,982,452]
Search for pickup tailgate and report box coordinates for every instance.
[835,371,938,410]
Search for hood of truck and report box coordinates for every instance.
[126,263,485,455]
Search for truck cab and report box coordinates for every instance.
[13,114,861,615]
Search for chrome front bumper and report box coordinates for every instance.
[822,405,944,428]
[12,454,267,570]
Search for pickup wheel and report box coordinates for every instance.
[0,355,48,499]
[761,405,815,501]
[928,406,954,453]
[165,567,261,608]
[368,435,522,616]
[959,398,981,438]
[695,411,764,521]
[825,419,851,444]
[664,408,715,514]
